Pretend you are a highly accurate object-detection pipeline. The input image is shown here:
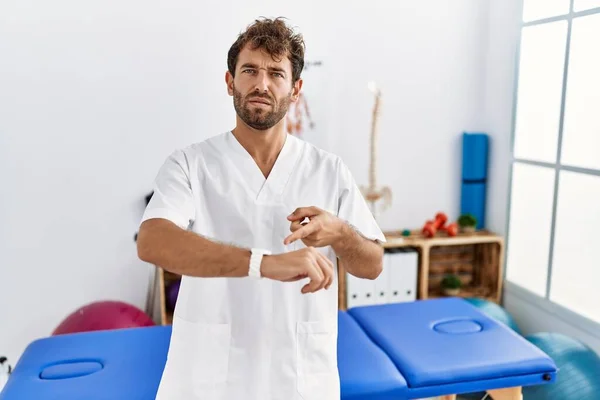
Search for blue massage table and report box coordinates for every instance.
[0,298,557,399]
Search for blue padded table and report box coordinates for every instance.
[0,324,171,400]
[348,298,558,399]
[337,310,407,399]
[0,298,557,400]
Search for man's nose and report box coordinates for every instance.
[253,70,269,93]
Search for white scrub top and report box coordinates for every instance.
[141,131,385,400]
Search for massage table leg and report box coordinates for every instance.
[439,386,522,400]
[487,386,522,400]
[438,385,522,400]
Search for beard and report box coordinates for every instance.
[233,86,292,130]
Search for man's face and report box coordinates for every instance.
[226,44,302,131]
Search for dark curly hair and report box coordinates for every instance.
[227,17,305,83]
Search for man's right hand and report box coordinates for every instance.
[260,247,334,294]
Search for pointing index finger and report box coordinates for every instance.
[284,221,318,245]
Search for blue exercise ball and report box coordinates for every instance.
[523,332,600,400]
[463,297,521,334]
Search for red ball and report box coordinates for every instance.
[52,300,155,335]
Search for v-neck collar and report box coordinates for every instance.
[223,131,303,203]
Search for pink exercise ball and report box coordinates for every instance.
[52,300,155,335]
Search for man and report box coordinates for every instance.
[137,17,385,400]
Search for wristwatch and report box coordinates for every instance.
[249,248,271,278]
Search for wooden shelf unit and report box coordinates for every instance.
[381,230,505,304]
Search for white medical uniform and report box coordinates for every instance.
[141,131,385,400]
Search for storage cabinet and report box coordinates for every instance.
[345,248,418,308]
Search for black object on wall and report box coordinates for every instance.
[134,191,154,242]
[1,355,12,375]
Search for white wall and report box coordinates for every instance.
[0,0,492,364]
[332,0,490,232]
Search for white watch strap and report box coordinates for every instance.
[249,248,271,278]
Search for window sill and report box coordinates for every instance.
[503,280,600,340]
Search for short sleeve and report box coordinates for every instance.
[140,149,195,230]
[336,158,386,243]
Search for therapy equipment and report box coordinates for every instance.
[0,298,557,399]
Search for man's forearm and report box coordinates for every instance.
[137,219,251,278]
[332,222,383,280]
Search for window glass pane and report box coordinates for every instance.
[506,163,555,296]
[561,14,600,171]
[550,171,600,323]
[514,22,568,163]
[574,0,600,12]
[522,0,570,22]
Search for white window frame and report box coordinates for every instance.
[505,0,600,336]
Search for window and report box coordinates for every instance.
[513,21,567,164]
[506,163,555,297]
[561,13,600,170]
[550,171,600,323]
[521,0,570,22]
[574,0,600,12]
[507,2,600,323]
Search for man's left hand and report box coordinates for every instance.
[284,207,345,248]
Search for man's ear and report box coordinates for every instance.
[291,78,303,102]
[225,71,234,96]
